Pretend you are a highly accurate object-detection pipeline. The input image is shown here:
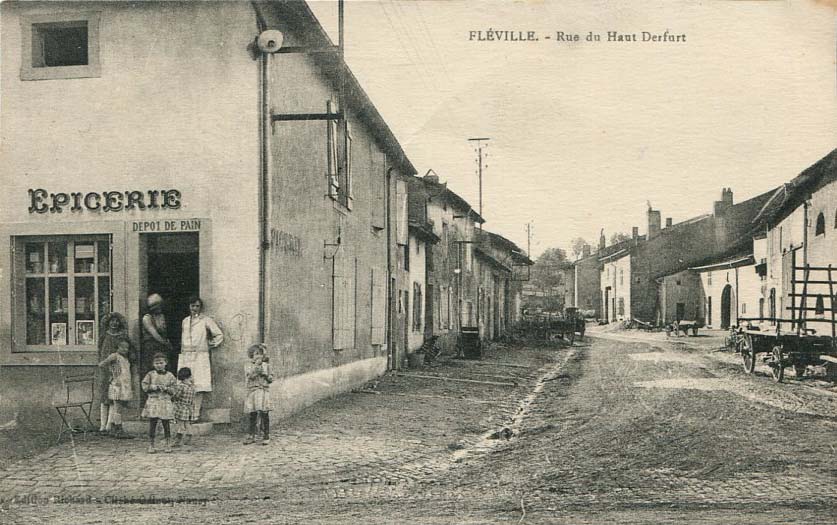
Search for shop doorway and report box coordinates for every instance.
[139,232,200,378]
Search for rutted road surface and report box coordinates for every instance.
[3,334,836,524]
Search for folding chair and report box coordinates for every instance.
[54,374,96,444]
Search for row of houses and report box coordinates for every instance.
[0,0,531,432]
[569,149,837,333]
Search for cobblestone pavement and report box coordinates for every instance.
[3,333,837,524]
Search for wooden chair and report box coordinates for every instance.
[54,374,96,444]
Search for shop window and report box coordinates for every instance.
[618,297,625,316]
[815,212,825,236]
[21,13,101,81]
[15,236,111,349]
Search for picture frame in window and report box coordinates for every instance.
[76,320,96,346]
[51,322,67,346]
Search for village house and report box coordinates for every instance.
[598,188,775,326]
[399,174,440,358]
[570,242,600,318]
[0,0,416,432]
[753,148,837,334]
[474,230,532,340]
[406,172,484,354]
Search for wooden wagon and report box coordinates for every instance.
[733,264,837,382]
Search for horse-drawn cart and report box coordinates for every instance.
[733,264,837,382]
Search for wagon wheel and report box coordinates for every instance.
[740,334,756,374]
[770,345,785,383]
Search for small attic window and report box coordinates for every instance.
[815,212,825,236]
[20,12,101,81]
[33,21,89,67]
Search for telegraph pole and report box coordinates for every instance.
[526,222,532,258]
[468,137,490,227]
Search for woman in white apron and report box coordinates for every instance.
[180,296,224,421]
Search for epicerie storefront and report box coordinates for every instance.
[0,186,231,428]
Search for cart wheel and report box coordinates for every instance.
[740,334,756,374]
[793,365,806,379]
[770,346,785,383]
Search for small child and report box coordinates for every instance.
[244,343,273,445]
[141,353,177,453]
[172,367,196,448]
[97,339,134,439]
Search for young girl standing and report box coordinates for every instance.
[172,367,196,448]
[141,353,176,453]
[244,344,273,445]
[97,312,130,433]
[97,339,134,439]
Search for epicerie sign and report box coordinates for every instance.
[28,188,182,214]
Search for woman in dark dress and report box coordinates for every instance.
[141,294,173,381]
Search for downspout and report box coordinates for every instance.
[734,266,739,325]
[252,3,269,343]
[386,167,394,370]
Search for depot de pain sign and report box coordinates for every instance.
[28,188,181,214]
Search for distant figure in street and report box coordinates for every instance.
[243,343,273,446]
[97,312,130,433]
[180,296,224,422]
[97,339,134,439]
[172,367,196,449]
[141,353,176,454]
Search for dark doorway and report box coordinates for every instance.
[604,287,610,322]
[143,233,200,377]
[721,284,732,329]
[676,302,685,323]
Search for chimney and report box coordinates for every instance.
[632,226,639,240]
[582,244,591,258]
[599,229,606,251]
[713,187,734,216]
[647,207,661,239]
[665,218,673,228]
[423,169,440,184]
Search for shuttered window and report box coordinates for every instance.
[332,250,356,350]
[370,267,386,345]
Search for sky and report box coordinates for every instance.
[307,0,837,258]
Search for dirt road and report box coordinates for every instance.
[3,334,836,524]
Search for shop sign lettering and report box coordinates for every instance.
[270,228,302,257]
[28,188,181,214]
[132,219,201,232]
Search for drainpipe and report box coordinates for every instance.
[386,167,394,370]
[252,2,270,344]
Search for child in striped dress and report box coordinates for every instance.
[172,367,196,449]
[244,344,273,445]
[141,353,177,453]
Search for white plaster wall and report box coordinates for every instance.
[407,233,426,351]
[1,1,262,333]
